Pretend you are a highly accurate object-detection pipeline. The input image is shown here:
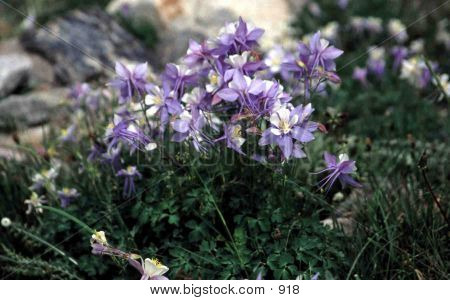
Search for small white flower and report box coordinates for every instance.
[368,47,385,61]
[321,22,339,41]
[24,192,46,214]
[388,19,408,43]
[433,73,450,98]
[145,142,157,151]
[91,230,108,245]
[264,47,285,73]
[366,17,383,33]
[1,217,11,228]
[410,39,424,54]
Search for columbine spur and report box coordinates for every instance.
[316,152,362,191]
[116,166,142,198]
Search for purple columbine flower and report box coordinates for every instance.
[215,123,246,155]
[282,32,343,98]
[214,17,264,55]
[216,71,265,105]
[109,62,149,103]
[352,67,368,86]
[391,46,408,71]
[162,63,198,97]
[57,188,80,208]
[171,109,209,152]
[316,152,362,191]
[116,166,142,198]
[104,114,151,152]
[224,51,266,80]
[184,39,213,67]
[258,104,317,159]
[145,84,183,127]
[102,145,122,172]
[283,32,343,75]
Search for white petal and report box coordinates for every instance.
[270,128,282,135]
[144,259,159,277]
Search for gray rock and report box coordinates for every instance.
[107,0,163,28]
[0,38,55,88]
[20,8,152,84]
[0,54,32,98]
[0,88,68,131]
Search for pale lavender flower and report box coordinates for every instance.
[57,188,80,208]
[264,46,287,74]
[215,123,246,155]
[69,83,90,103]
[352,67,368,86]
[116,166,142,198]
[316,152,362,191]
[337,0,349,9]
[59,124,77,143]
[367,47,385,78]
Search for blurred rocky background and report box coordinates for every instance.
[0,0,306,158]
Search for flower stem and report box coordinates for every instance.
[38,205,93,233]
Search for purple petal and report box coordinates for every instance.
[324,152,337,167]
[115,62,130,78]
[339,174,363,188]
[133,62,148,79]
[247,28,265,41]
[216,88,239,102]
[232,71,247,91]
[292,127,315,143]
[172,120,190,133]
[171,132,188,142]
[322,47,344,60]
[247,79,265,95]
[277,135,293,159]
